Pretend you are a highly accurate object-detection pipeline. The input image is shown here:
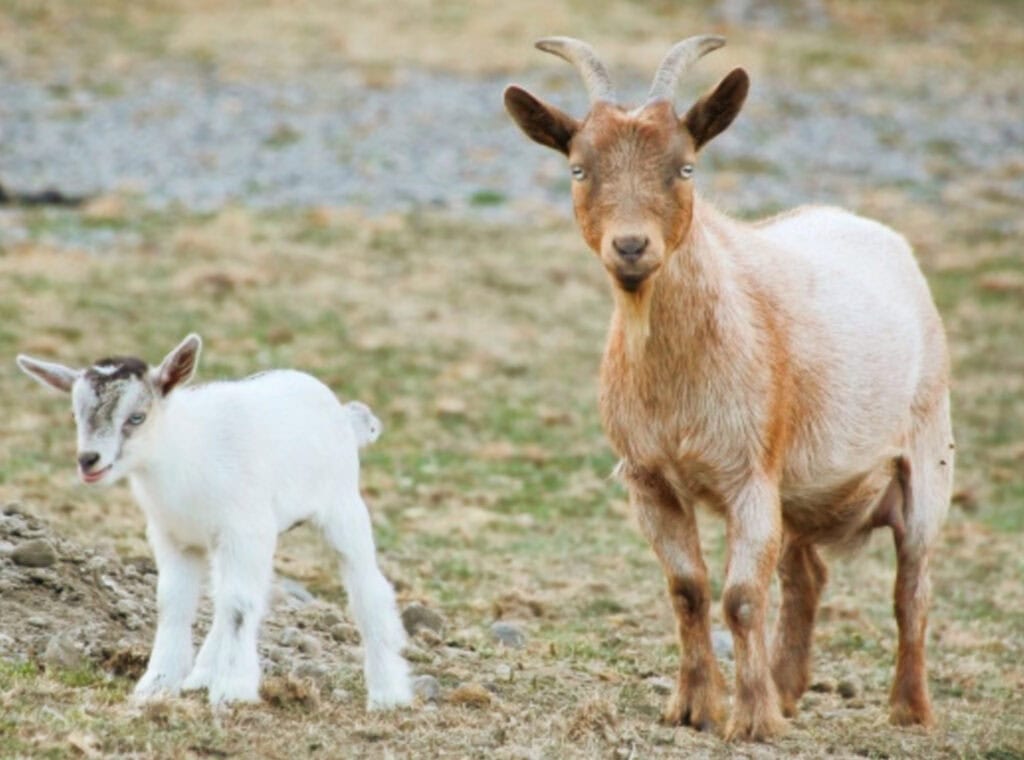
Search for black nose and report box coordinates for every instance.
[612,235,649,263]
[78,451,100,472]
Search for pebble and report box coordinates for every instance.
[494,663,513,681]
[42,631,84,670]
[490,621,526,649]
[712,627,733,660]
[329,622,359,643]
[401,604,445,638]
[279,626,302,647]
[810,678,837,693]
[28,616,49,628]
[837,677,861,699]
[11,539,57,568]
[0,540,14,556]
[297,635,322,656]
[277,577,314,605]
[291,661,330,684]
[412,674,441,703]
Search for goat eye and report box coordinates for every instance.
[127,413,146,426]
[679,164,695,180]
[570,165,587,181]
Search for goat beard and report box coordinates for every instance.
[613,283,654,360]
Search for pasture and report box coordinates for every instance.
[1,1,1022,757]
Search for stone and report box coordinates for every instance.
[291,661,330,684]
[490,621,526,649]
[810,678,836,693]
[401,604,445,638]
[494,663,513,681]
[711,627,733,660]
[43,632,84,671]
[296,634,322,656]
[837,677,861,699]
[11,538,57,568]
[329,622,359,643]
[412,674,441,702]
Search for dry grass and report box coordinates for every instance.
[1,1,1023,758]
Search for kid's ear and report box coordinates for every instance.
[504,85,580,155]
[16,355,80,393]
[683,67,749,151]
[152,333,202,396]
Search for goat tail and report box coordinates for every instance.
[344,401,382,448]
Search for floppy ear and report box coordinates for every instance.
[504,85,580,155]
[16,355,80,393]
[683,67,749,151]
[152,333,202,396]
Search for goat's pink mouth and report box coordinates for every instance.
[81,465,112,484]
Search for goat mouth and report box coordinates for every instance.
[81,465,112,484]
[616,272,650,292]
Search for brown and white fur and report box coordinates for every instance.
[505,36,952,740]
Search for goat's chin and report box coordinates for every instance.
[80,464,125,487]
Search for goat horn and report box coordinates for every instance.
[647,35,726,104]
[535,37,615,104]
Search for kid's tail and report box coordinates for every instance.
[344,401,382,448]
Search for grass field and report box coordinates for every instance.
[1,1,1022,758]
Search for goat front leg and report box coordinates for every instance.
[625,465,725,732]
[134,527,204,700]
[770,536,827,716]
[186,528,275,705]
[723,476,786,741]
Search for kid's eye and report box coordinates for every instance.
[571,165,587,181]
[679,163,694,180]
[127,413,146,426]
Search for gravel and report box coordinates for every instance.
[1,62,1019,227]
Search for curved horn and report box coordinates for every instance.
[535,36,615,104]
[647,35,726,103]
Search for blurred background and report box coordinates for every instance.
[0,1,1021,757]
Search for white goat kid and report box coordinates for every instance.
[17,335,411,709]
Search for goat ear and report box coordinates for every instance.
[16,355,80,393]
[504,85,579,156]
[683,67,749,151]
[153,333,202,396]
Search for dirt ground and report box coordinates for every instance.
[1,1,1022,758]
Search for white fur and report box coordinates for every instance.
[19,342,411,709]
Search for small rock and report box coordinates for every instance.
[494,663,513,681]
[124,615,143,631]
[329,622,359,643]
[414,627,443,647]
[298,635,322,656]
[490,621,526,649]
[412,674,441,703]
[291,661,330,684]
[402,604,445,638]
[447,681,492,708]
[837,677,861,699]
[28,616,49,628]
[645,675,674,695]
[712,627,733,660]
[279,626,302,647]
[277,577,314,605]
[0,633,16,653]
[810,678,836,693]
[320,611,342,628]
[331,687,353,703]
[11,538,57,568]
[115,599,137,618]
[0,540,14,556]
[43,632,84,671]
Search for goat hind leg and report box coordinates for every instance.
[320,489,410,710]
[770,538,827,717]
